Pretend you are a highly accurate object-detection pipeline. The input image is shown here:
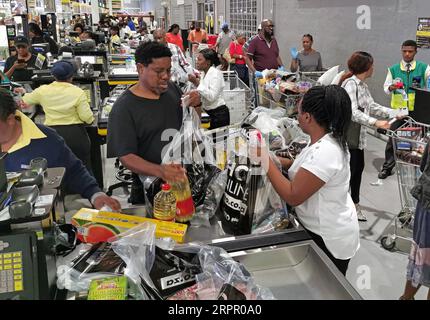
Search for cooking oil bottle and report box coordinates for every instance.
[153,184,177,222]
[170,176,195,223]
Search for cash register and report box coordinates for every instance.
[0,153,57,300]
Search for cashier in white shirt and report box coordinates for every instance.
[188,48,230,129]
[255,85,360,275]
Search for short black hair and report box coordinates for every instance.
[81,31,94,39]
[29,22,43,36]
[110,26,120,33]
[199,48,220,67]
[134,41,172,66]
[0,88,18,121]
[73,23,84,32]
[402,40,417,50]
[303,34,313,42]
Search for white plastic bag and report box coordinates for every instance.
[317,65,339,85]
[331,70,345,85]
[143,108,221,225]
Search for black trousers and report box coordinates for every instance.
[50,124,92,174]
[349,149,365,204]
[306,229,350,276]
[232,64,249,86]
[381,118,408,172]
[206,105,230,130]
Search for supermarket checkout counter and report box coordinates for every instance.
[0,161,64,300]
[118,206,361,300]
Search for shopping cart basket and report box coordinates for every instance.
[379,117,430,251]
[260,73,317,116]
[298,71,326,82]
[222,71,252,124]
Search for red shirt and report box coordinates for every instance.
[229,41,245,65]
[166,32,184,52]
[247,35,280,71]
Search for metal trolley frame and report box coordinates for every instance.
[257,73,318,116]
[380,117,430,251]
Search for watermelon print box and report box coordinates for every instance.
[71,208,188,243]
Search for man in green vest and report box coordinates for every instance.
[378,40,430,179]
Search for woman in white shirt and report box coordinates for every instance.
[188,49,230,129]
[258,85,360,275]
[340,52,391,222]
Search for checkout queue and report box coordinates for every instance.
[1,15,429,301]
[0,17,356,276]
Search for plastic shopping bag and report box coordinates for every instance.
[169,245,275,300]
[219,129,288,235]
[56,241,126,292]
[143,108,221,225]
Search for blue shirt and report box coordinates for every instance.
[5,122,101,200]
[127,20,136,31]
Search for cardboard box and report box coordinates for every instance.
[71,208,188,244]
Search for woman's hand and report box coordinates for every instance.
[13,87,26,95]
[375,120,390,130]
[188,73,198,86]
[182,90,202,108]
[277,156,294,170]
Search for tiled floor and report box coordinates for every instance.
[100,134,428,300]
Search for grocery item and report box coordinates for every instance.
[71,208,188,243]
[153,184,177,222]
[142,247,202,300]
[170,177,195,223]
[88,276,128,300]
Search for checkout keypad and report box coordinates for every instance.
[0,252,23,293]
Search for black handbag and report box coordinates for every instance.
[346,79,364,150]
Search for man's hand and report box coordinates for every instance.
[160,163,186,183]
[13,61,27,70]
[93,194,121,211]
[255,71,263,78]
[388,84,398,92]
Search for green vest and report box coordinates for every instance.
[389,60,428,110]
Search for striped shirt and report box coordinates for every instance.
[342,75,391,150]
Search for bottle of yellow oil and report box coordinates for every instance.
[153,184,177,222]
[170,176,195,223]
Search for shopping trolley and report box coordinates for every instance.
[222,71,252,124]
[259,73,317,116]
[298,71,326,82]
[379,117,430,251]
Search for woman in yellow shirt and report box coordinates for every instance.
[19,60,95,172]
[109,26,121,53]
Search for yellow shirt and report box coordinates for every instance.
[110,34,121,53]
[22,81,94,126]
[9,111,46,153]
